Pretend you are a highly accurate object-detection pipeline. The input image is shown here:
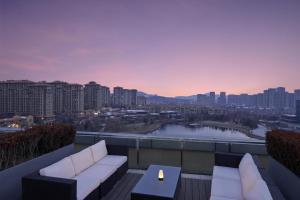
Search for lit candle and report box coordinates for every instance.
[158,169,164,181]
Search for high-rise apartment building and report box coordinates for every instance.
[197,94,209,105]
[100,86,110,107]
[296,100,300,122]
[137,96,147,106]
[295,89,300,100]
[274,87,286,110]
[130,89,137,106]
[285,92,295,110]
[113,87,124,107]
[84,81,101,110]
[112,87,137,107]
[227,94,238,106]
[218,92,226,105]
[64,84,84,113]
[50,81,67,114]
[209,92,215,105]
[123,89,131,106]
[0,80,33,115]
[27,83,54,117]
[256,93,264,108]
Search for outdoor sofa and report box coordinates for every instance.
[210,152,284,200]
[22,140,128,200]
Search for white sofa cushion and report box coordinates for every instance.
[96,155,127,167]
[244,179,273,200]
[73,161,117,200]
[213,166,240,180]
[211,177,243,200]
[39,157,75,179]
[82,163,117,182]
[239,153,254,173]
[90,140,108,163]
[73,171,101,200]
[239,160,262,196]
[70,148,94,175]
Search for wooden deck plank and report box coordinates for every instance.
[176,176,186,200]
[123,174,143,200]
[104,173,211,200]
[103,173,135,200]
[184,178,193,200]
[204,179,212,200]
[192,179,200,200]
[112,173,140,200]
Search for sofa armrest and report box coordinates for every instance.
[22,173,76,200]
[215,152,243,168]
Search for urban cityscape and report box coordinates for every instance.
[0,79,299,138]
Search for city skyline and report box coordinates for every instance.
[1,79,300,97]
[1,0,300,96]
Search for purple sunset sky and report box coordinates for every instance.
[0,0,300,96]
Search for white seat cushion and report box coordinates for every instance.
[73,171,101,200]
[83,163,117,183]
[89,140,108,162]
[239,161,262,196]
[213,166,240,180]
[211,177,243,200]
[244,179,273,200]
[70,148,94,175]
[39,157,75,179]
[96,155,127,167]
[73,164,117,200]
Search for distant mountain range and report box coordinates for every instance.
[137,91,221,104]
[137,91,197,104]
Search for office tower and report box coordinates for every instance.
[84,81,101,110]
[218,92,226,105]
[113,87,124,107]
[0,80,33,115]
[27,83,54,117]
[64,84,84,113]
[137,96,147,106]
[100,86,110,107]
[209,92,215,105]
[50,81,67,114]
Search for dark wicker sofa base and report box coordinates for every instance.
[22,161,128,200]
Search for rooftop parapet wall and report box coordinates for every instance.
[75,132,268,174]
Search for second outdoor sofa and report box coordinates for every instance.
[22,140,128,200]
[210,152,283,200]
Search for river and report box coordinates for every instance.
[149,124,261,141]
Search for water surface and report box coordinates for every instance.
[149,124,254,141]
